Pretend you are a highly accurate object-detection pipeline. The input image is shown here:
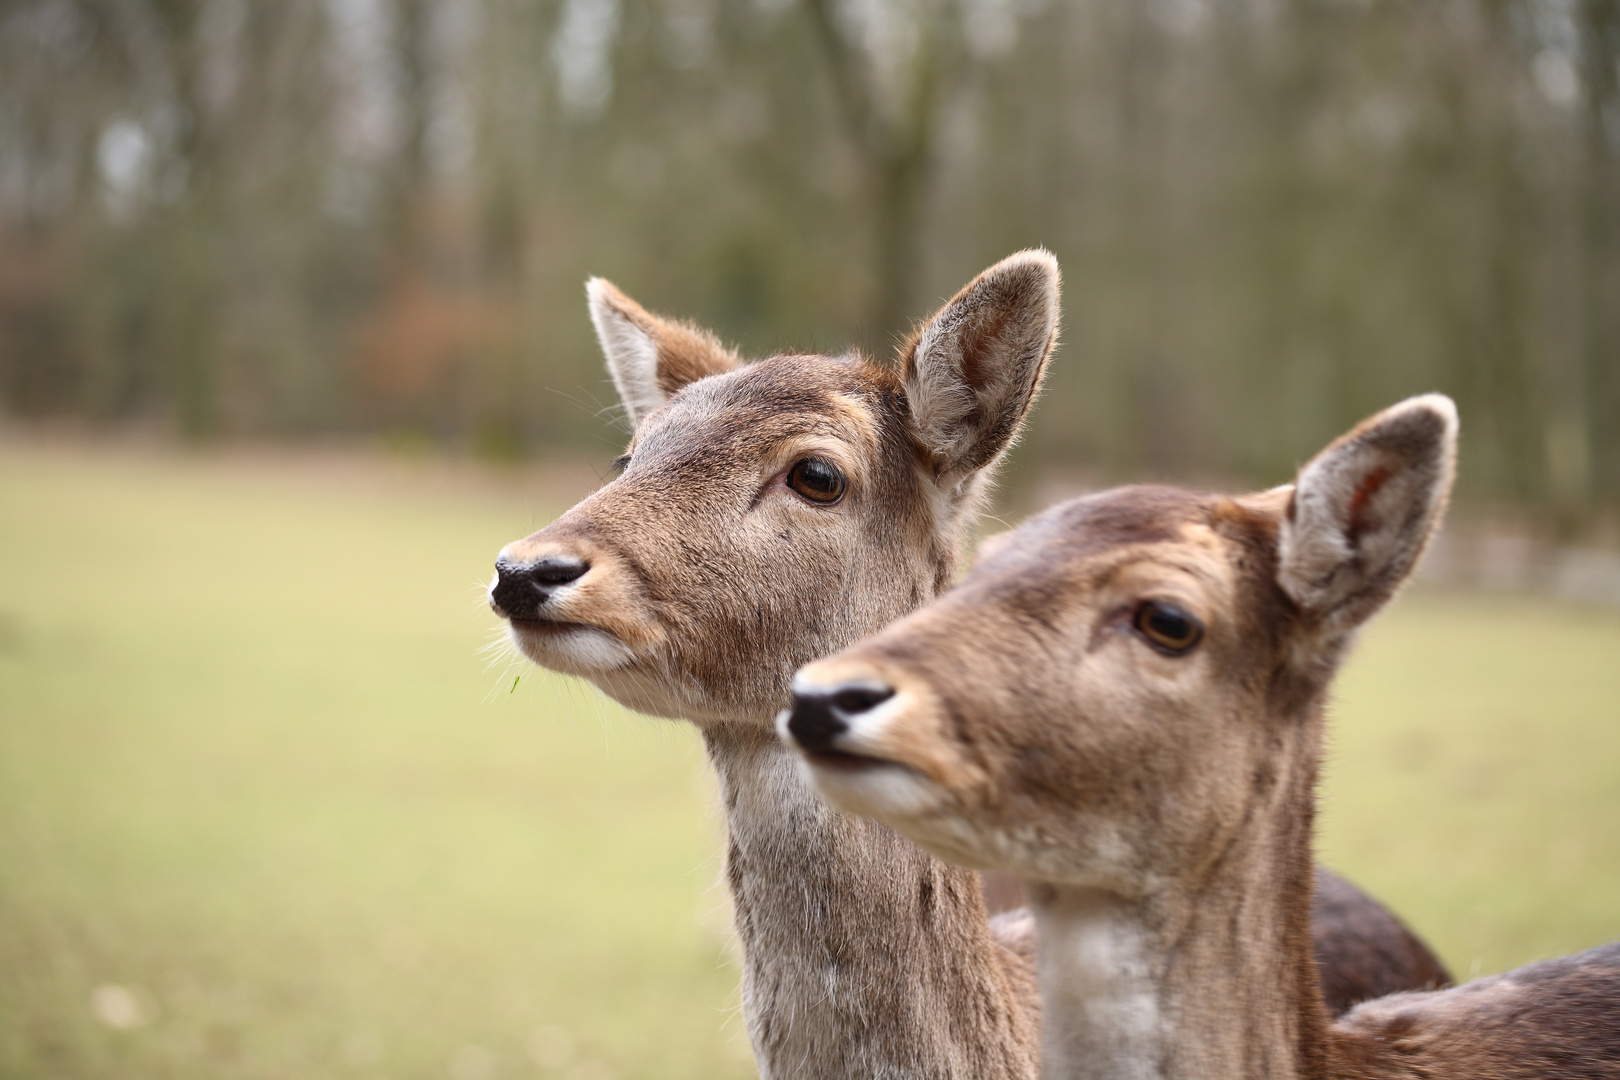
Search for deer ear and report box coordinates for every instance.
[902,249,1061,479]
[1279,394,1458,632]
[587,278,742,428]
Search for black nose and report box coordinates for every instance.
[786,682,895,755]
[491,555,589,620]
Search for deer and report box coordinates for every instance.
[488,255,1451,1080]
[782,393,1620,1080]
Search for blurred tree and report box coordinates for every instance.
[1578,0,1620,515]
[0,0,1615,525]
[804,0,958,342]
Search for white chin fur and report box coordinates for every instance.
[797,753,947,824]
[509,623,635,674]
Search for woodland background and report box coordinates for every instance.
[2,0,1618,527]
[4,6,1620,1078]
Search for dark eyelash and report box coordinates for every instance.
[609,455,631,475]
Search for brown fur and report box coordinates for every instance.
[494,266,1452,1078]
[588,278,742,400]
[1312,869,1452,1014]
[787,395,1619,1080]
[495,253,1061,1080]
[997,865,1455,1015]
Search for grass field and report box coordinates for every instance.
[1,442,1616,1080]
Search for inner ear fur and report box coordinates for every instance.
[587,278,742,428]
[901,249,1061,478]
[1278,393,1458,633]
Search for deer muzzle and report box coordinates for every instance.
[489,554,590,621]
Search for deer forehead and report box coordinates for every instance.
[629,354,898,474]
[864,496,1280,750]
[965,498,1240,629]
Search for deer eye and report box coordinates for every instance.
[786,458,847,505]
[1133,600,1203,656]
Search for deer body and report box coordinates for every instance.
[490,260,1451,1079]
[493,254,1060,1079]
[785,396,1619,1080]
[712,724,1039,1079]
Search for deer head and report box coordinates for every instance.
[489,251,1061,725]
[780,395,1458,888]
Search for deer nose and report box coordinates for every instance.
[491,554,589,620]
[786,681,895,755]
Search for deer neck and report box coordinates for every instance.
[1028,720,1337,1080]
[703,722,1038,1080]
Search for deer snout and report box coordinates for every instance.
[490,554,589,620]
[785,680,895,755]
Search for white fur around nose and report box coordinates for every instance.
[779,676,943,822]
[511,622,634,672]
[785,671,903,752]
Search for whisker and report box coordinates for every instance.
[482,651,530,704]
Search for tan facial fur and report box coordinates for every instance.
[486,253,1062,1080]
[491,251,1061,727]
[496,355,924,721]
[786,398,1464,888]
[788,396,1620,1080]
[788,483,1285,889]
[492,273,1469,1079]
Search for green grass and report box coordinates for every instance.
[0,445,749,1080]
[1319,591,1620,979]
[1,443,1617,1079]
